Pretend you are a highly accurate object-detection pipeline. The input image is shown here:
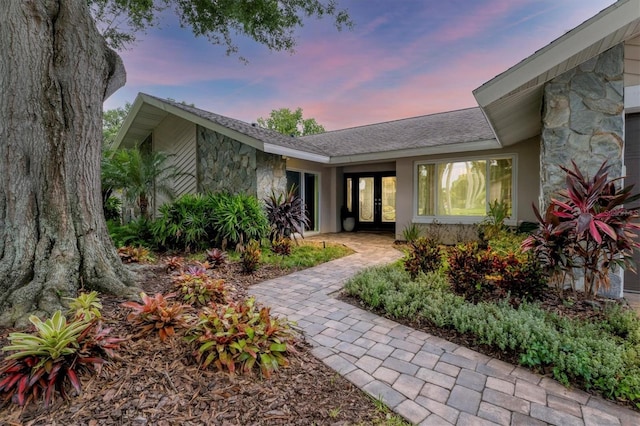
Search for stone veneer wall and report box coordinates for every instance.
[540,44,625,297]
[196,126,286,199]
[540,44,624,207]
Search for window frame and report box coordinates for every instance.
[412,154,518,225]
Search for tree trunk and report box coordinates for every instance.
[0,0,138,326]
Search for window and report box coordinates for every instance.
[416,156,514,221]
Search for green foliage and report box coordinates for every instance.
[173,267,228,307]
[264,185,310,241]
[122,293,191,342]
[102,147,185,219]
[402,222,421,242]
[403,238,442,279]
[346,264,640,407]
[151,192,268,251]
[101,102,131,149]
[107,217,156,248]
[257,107,326,136]
[185,297,296,377]
[522,160,640,297]
[241,240,262,273]
[67,291,103,321]
[479,199,510,240]
[103,196,122,222]
[0,310,122,407]
[90,0,352,52]
[259,241,353,269]
[271,237,292,256]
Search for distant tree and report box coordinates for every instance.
[103,103,132,150]
[257,107,326,136]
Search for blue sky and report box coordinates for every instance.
[104,0,616,130]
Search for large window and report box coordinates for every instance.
[416,156,514,221]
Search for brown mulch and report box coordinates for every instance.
[0,261,393,426]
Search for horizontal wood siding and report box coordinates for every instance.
[153,115,197,212]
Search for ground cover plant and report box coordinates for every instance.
[344,257,640,410]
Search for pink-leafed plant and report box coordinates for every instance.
[522,161,640,298]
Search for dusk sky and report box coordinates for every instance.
[104,0,616,131]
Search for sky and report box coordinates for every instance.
[104,0,616,131]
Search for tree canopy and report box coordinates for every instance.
[90,0,352,51]
[257,107,326,136]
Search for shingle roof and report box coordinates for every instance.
[145,94,328,156]
[300,107,496,156]
[142,95,496,160]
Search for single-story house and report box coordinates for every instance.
[114,0,640,295]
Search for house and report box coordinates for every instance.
[114,0,640,295]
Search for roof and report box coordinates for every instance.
[302,107,499,164]
[473,0,640,146]
[114,93,330,163]
[114,94,499,165]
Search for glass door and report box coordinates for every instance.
[345,172,396,231]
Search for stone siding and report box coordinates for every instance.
[540,44,624,208]
[540,44,625,297]
[196,126,286,200]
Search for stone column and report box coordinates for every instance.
[539,43,625,297]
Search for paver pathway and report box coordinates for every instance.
[249,233,640,426]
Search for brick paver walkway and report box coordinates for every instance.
[249,233,640,426]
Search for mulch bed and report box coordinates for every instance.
[0,260,393,426]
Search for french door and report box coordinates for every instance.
[344,172,396,231]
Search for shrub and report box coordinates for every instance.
[211,192,269,249]
[0,311,121,407]
[264,186,309,242]
[185,297,296,377]
[241,240,262,273]
[165,256,184,273]
[404,237,442,279]
[522,160,640,297]
[108,217,155,248]
[103,196,121,222]
[479,199,510,241]
[173,267,228,307]
[117,245,154,263]
[122,293,191,342]
[447,243,546,302]
[402,222,421,242]
[271,237,292,256]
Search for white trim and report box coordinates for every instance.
[265,144,330,163]
[328,139,500,165]
[474,0,640,106]
[112,96,146,150]
[412,153,518,224]
[626,85,640,113]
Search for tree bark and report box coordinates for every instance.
[0,0,137,326]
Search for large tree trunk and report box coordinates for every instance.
[0,0,138,326]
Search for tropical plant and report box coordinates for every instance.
[241,240,262,273]
[102,147,185,219]
[402,222,421,243]
[206,248,228,267]
[117,245,154,263]
[67,291,103,320]
[522,161,640,297]
[165,256,185,273]
[103,196,122,222]
[173,267,228,307]
[271,237,292,256]
[0,311,121,407]
[264,186,310,242]
[121,293,191,342]
[107,217,156,248]
[479,199,510,240]
[185,297,296,377]
[404,238,442,279]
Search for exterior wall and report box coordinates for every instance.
[196,126,286,199]
[395,139,540,241]
[540,44,624,208]
[152,115,197,212]
[541,44,625,297]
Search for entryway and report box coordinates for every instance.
[344,172,396,231]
